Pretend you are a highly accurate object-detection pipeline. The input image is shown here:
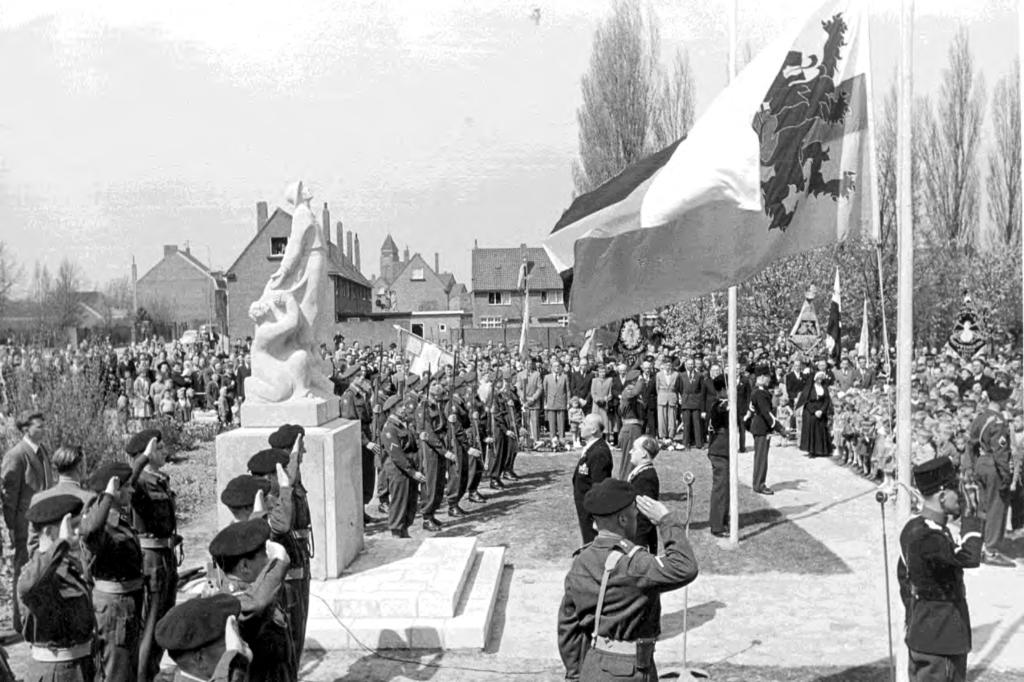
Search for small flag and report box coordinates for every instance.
[857,299,869,356]
[826,269,842,363]
[395,325,453,375]
[544,0,875,329]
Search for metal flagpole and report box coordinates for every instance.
[727,0,740,546]
[895,1,915,680]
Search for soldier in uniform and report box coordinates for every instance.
[964,385,1016,566]
[616,369,646,480]
[897,456,985,681]
[417,379,454,531]
[706,376,731,537]
[206,519,292,682]
[339,365,380,515]
[155,593,252,682]
[18,494,97,681]
[445,373,480,517]
[558,478,699,681]
[380,395,427,538]
[80,461,146,682]
[128,429,182,681]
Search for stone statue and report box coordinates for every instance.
[246,181,335,403]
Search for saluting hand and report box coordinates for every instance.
[275,462,290,489]
[253,489,267,515]
[105,476,121,497]
[144,436,158,458]
[58,513,73,542]
[636,495,669,525]
[291,434,305,462]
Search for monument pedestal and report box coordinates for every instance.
[215,403,363,579]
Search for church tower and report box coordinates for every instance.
[380,234,400,283]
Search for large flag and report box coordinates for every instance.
[544,0,876,328]
[395,326,453,376]
[826,268,842,363]
[857,298,869,356]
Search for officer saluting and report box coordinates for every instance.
[897,456,985,682]
[155,593,252,682]
[558,478,699,681]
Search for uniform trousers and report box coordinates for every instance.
[139,548,177,682]
[580,646,658,682]
[25,655,97,682]
[419,446,446,517]
[644,409,658,437]
[487,435,506,481]
[708,454,730,534]
[752,435,770,490]
[376,448,390,505]
[360,444,376,505]
[385,463,419,532]
[657,404,677,440]
[283,572,310,678]
[445,443,469,506]
[679,409,703,448]
[93,588,143,682]
[617,423,643,480]
[908,650,966,682]
[975,456,1009,549]
[501,435,518,475]
[1010,483,1024,530]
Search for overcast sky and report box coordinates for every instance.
[0,0,1016,291]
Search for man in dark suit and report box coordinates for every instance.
[736,368,752,453]
[567,356,593,413]
[749,374,777,495]
[677,358,706,449]
[235,352,252,403]
[572,414,613,544]
[1,411,53,632]
[626,435,661,553]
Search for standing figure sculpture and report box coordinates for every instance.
[246,181,335,404]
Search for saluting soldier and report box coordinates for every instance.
[380,395,426,538]
[418,379,454,531]
[80,461,147,682]
[897,456,985,681]
[206,519,293,682]
[616,369,647,480]
[18,494,97,681]
[155,593,252,682]
[339,365,380,515]
[964,385,1016,566]
[558,478,699,681]
[128,429,182,681]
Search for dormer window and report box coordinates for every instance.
[270,237,288,256]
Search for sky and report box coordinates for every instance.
[0,0,1017,292]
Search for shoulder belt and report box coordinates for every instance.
[591,544,641,645]
[978,414,1000,447]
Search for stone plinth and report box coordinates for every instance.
[214,417,363,579]
[239,393,340,428]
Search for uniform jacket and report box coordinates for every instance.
[380,415,420,479]
[17,540,95,648]
[627,464,659,542]
[1,438,54,543]
[897,515,983,656]
[132,468,178,540]
[572,437,613,503]
[748,387,776,437]
[340,387,373,445]
[966,408,1012,486]
[707,399,731,457]
[557,512,698,679]
[618,379,646,421]
[677,372,705,411]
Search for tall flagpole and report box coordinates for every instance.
[1018,0,1023,425]
[727,0,740,546]
[895,1,915,680]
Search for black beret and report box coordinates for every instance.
[583,478,637,516]
[341,365,361,380]
[406,375,421,390]
[209,518,270,559]
[913,456,957,496]
[268,424,305,450]
[220,475,271,508]
[156,593,241,653]
[88,462,133,492]
[987,386,1013,403]
[383,394,402,412]
[126,428,162,456]
[247,448,290,475]
[27,494,84,525]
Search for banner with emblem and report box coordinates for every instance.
[789,287,823,353]
[394,325,454,376]
[946,293,987,360]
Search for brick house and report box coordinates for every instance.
[136,244,228,330]
[225,201,372,340]
[470,243,568,328]
[370,238,465,313]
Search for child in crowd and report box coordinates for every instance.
[175,387,191,422]
[776,396,794,443]
[160,379,177,417]
[217,385,232,429]
[568,397,585,448]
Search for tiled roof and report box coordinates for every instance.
[328,243,371,287]
[438,272,455,292]
[471,246,562,291]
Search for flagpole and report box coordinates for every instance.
[727,0,740,546]
[895,2,915,681]
[1018,0,1023,428]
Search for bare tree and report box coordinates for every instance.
[0,242,22,322]
[572,0,662,194]
[49,258,83,333]
[651,47,696,148]
[918,28,986,247]
[875,82,898,248]
[986,59,1021,246]
[103,275,133,309]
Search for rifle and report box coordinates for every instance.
[446,348,459,454]
[371,347,382,445]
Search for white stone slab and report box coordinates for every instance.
[444,547,506,649]
[239,393,340,427]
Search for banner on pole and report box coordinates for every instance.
[789,287,824,354]
[946,294,987,360]
[395,325,454,375]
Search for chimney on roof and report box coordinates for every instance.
[403,245,410,263]
[322,203,331,245]
[434,252,439,273]
[354,234,361,272]
[256,201,268,232]
[163,244,177,258]
[346,230,354,265]
[474,239,478,249]
[336,222,344,257]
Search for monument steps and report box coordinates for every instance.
[305,538,507,651]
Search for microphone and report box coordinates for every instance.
[683,471,695,485]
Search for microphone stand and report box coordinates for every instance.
[680,470,709,679]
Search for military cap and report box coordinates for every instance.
[341,364,361,380]
[622,368,641,383]
[383,394,402,412]
[27,493,84,526]
[156,593,241,654]
[268,424,305,450]
[583,478,637,516]
[912,456,957,496]
[247,448,290,475]
[126,428,162,456]
[220,475,271,508]
[987,385,1013,404]
[406,375,421,390]
[209,518,270,559]
[88,462,134,492]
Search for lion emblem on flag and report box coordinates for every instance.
[752,13,857,232]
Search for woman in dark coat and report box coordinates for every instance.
[799,371,834,457]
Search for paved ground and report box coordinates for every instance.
[4,438,1023,681]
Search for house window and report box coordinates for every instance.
[558,315,570,327]
[540,290,564,305]
[438,323,448,333]
[270,237,288,256]
[487,292,506,305]
[411,323,424,337]
[479,316,503,329]
[411,268,425,281]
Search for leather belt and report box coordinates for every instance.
[292,529,311,539]
[93,578,144,594]
[621,419,642,426]
[31,641,92,662]
[592,638,655,655]
[139,537,176,549]
[286,566,308,581]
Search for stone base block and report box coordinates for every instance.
[240,395,340,428]
[214,418,363,579]
[304,542,506,651]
